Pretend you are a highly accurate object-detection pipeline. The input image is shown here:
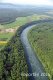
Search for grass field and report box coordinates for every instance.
[28,22,53,80]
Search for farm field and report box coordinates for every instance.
[28,22,53,80]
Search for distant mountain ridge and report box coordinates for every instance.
[0,3,35,9]
[0,3,19,9]
[0,3,53,9]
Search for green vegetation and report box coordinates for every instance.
[28,22,53,80]
[0,25,29,80]
[0,32,14,49]
[1,14,50,29]
[0,13,52,80]
[0,33,13,40]
[0,14,50,49]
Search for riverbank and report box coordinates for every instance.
[28,22,53,80]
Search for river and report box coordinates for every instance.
[20,25,49,80]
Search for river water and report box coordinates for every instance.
[20,25,49,80]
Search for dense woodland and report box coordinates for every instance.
[0,25,29,80]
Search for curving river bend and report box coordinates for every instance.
[20,25,49,80]
[20,19,53,80]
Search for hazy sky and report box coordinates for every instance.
[0,0,53,6]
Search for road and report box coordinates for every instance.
[20,25,49,80]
